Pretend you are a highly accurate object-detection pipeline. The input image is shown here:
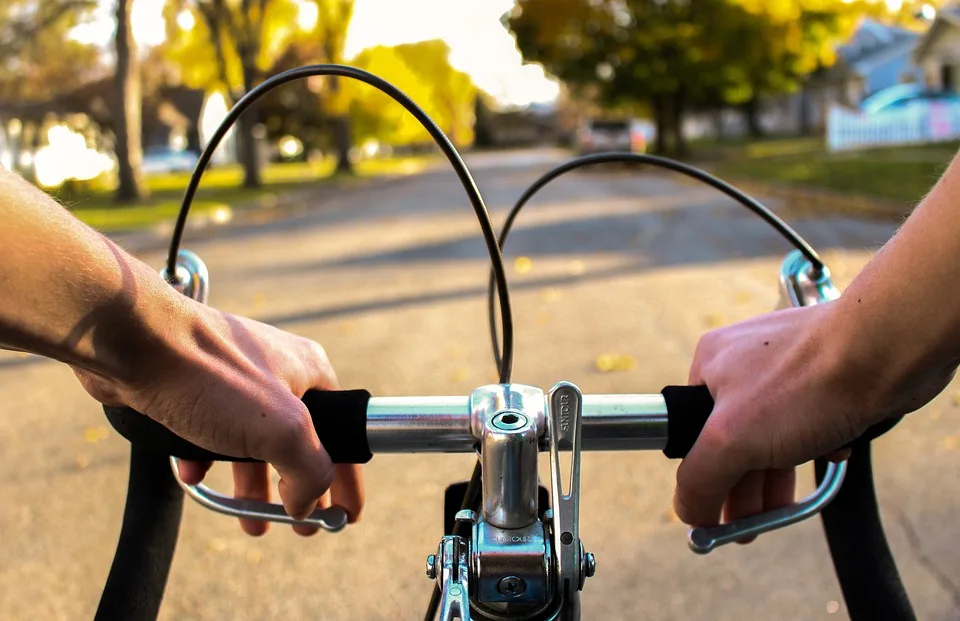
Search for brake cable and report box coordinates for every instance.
[166,64,516,385]
[485,152,823,370]
[163,65,512,621]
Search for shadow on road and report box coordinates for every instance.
[243,200,895,277]
[254,258,653,327]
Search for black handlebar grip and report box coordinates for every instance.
[103,389,374,464]
[660,385,905,460]
[661,385,714,458]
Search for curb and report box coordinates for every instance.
[108,167,435,255]
[681,164,914,222]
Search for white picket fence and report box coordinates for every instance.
[827,100,960,151]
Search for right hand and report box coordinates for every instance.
[73,298,364,536]
[674,300,954,531]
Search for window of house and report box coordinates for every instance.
[941,64,955,91]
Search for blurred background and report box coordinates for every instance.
[2,0,958,231]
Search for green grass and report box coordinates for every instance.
[54,155,434,232]
[705,137,959,205]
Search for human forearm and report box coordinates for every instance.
[0,170,187,381]
[828,151,960,415]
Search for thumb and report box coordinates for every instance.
[673,418,749,527]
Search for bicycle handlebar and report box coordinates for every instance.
[103,385,712,463]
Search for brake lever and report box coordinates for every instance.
[160,250,349,533]
[170,457,349,531]
[548,381,585,594]
[687,249,847,553]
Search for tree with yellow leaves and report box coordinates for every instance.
[505,0,880,153]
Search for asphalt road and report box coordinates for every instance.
[2,149,959,620]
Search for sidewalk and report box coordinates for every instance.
[108,166,436,255]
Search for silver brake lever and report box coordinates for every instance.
[169,457,349,531]
[160,251,347,533]
[687,249,847,553]
[548,381,584,594]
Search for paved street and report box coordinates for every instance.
[2,149,959,620]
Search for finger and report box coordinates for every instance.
[329,464,365,524]
[674,415,749,527]
[270,405,335,521]
[292,489,331,537]
[763,467,796,511]
[722,470,765,544]
[233,462,271,536]
[178,460,214,485]
[824,448,851,463]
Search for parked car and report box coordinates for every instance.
[575,118,646,155]
[142,145,199,175]
[859,83,960,115]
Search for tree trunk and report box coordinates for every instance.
[238,61,262,189]
[799,82,812,137]
[9,120,24,176]
[329,76,353,174]
[742,95,763,138]
[22,122,39,185]
[712,109,725,140]
[671,87,688,157]
[653,95,669,155]
[113,0,146,204]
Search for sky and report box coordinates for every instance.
[69,0,561,107]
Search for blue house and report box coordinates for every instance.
[829,18,924,105]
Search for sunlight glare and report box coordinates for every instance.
[176,9,196,31]
[297,0,318,31]
[34,125,115,188]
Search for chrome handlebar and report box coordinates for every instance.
[161,248,846,621]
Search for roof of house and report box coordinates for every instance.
[915,3,960,62]
[836,18,920,77]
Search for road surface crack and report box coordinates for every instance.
[891,507,960,610]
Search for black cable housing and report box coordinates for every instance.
[486,152,824,369]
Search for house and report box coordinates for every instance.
[914,3,960,92]
[0,79,240,177]
[682,18,925,140]
[826,18,924,106]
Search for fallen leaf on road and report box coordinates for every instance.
[514,256,533,274]
[943,435,959,450]
[451,368,468,383]
[83,426,109,443]
[208,538,227,553]
[540,288,562,303]
[76,453,91,470]
[595,353,636,373]
[246,550,261,565]
[702,313,726,329]
[662,506,681,523]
